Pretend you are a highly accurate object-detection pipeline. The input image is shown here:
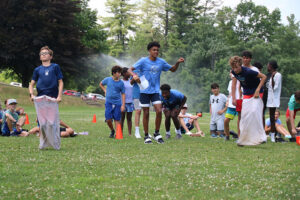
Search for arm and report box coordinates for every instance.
[254,72,266,98]
[29,80,36,101]
[99,82,106,96]
[128,67,140,83]
[209,104,212,115]
[231,78,237,106]
[218,103,228,115]
[5,113,17,123]
[265,124,271,133]
[121,93,125,112]
[169,57,184,72]
[272,73,281,90]
[56,79,63,102]
[178,96,187,111]
[59,120,70,128]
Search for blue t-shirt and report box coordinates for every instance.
[265,118,281,127]
[101,77,125,105]
[133,57,172,94]
[160,89,185,107]
[132,82,140,99]
[32,63,63,98]
[231,66,263,95]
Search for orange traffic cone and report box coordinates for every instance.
[25,114,30,125]
[115,123,123,139]
[92,114,97,123]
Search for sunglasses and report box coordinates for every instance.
[39,52,50,56]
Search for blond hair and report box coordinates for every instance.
[40,46,53,56]
[229,56,242,68]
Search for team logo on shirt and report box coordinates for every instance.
[150,65,159,74]
[212,99,219,103]
[45,70,49,76]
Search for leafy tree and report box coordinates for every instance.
[102,0,136,56]
[0,0,86,88]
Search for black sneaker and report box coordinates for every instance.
[144,136,152,144]
[276,137,286,143]
[289,137,296,142]
[225,136,230,141]
[70,132,78,137]
[230,130,238,138]
[109,130,115,138]
[154,133,164,144]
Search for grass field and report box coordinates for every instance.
[0,84,299,199]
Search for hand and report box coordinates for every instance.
[232,99,237,106]
[217,110,223,115]
[56,96,62,102]
[30,94,36,102]
[254,90,260,98]
[177,57,185,63]
[292,128,297,135]
[121,105,125,112]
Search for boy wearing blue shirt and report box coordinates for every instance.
[160,84,186,139]
[29,46,63,101]
[128,41,185,144]
[100,65,125,138]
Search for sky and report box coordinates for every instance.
[88,0,300,24]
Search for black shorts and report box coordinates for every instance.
[139,93,161,107]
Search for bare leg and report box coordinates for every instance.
[153,104,162,133]
[106,119,114,131]
[237,112,241,137]
[135,109,141,127]
[126,112,132,135]
[276,124,291,136]
[269,107,276,133]
[179,118,190,133]
[121,111,126,132]
[142,107,150,135]
[171,109,180,130]
[286,117,293,136]
[164,110,171,132]
[224,118,231,137]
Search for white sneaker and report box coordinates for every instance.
[135,132,141,139]
[186,132,192,136]
[270,132,275,142]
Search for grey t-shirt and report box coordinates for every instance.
[210,93,227,122]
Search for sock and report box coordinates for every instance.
[166,131,170,136]
[145,133,149,137]
[135,127,139,133]
[270,132,275,142]
[155,130,159,134]
[176,129,181,135]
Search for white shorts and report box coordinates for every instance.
[133,99,141,110]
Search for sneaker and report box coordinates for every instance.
[289,137,296,142]
[154,133,164,144]
[144,136,152,144]
[211,133,218,138]
[276,137,286,143]
[135,132,141,139]
[166,134,171,139]
[109,130,115,138]
[285,135,292,139]
[148,134,152,138]
[225,136,230,141]
[229,130,238,138]
[219,134,225,138]
[186,132,192,136]
[176,134,182,139]
[70,132,78,137]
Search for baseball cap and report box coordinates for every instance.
[183,103,188,108]
[7,99,17,105]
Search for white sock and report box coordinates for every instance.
[176,129,181,135]
[166,131,171,136]
[135,127,139,133]
[270,132,275,142]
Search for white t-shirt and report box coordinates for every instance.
[180,112,192,124]
[267,72,282,108]
[227,80,241,108]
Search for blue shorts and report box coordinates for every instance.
[180,123,194,133]
[105,102,121,121]
[1,122,22,136]
[139,93,161,107]
[225,107,237,120]
[124,103,134,112]
[163,104,180,111]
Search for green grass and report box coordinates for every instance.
[0,85,299,199]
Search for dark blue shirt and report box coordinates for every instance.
[32,63,63,98]
[160,89,185,107]
[231,66,263,95]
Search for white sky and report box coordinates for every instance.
[88,0,300,24]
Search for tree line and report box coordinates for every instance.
[0,0,299,111]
